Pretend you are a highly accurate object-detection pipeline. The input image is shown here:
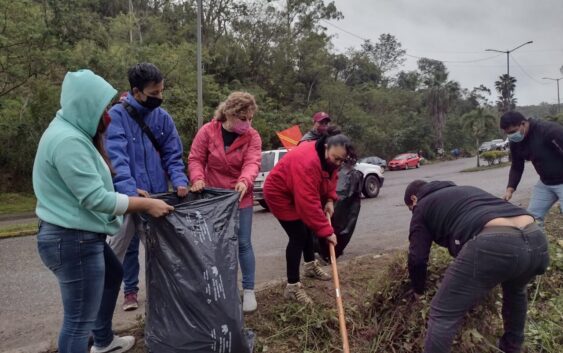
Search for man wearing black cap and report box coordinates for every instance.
[300,111,331,143]
[499,111,563,229]
[404,179,549,353]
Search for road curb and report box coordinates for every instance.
[0,230,37,239]
[0,212,36,222]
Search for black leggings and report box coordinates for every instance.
[279,219,315,284]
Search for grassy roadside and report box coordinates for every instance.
[0,222,38,239]
[461,162,511,173]
[0,193,36,215]
[83,212,562,353]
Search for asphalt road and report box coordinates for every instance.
[0,157,540,353]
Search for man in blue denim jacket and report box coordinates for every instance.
[106,63,188,311]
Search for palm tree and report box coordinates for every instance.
[418,58,460,153]
[462,108,498,167]
[495,74,517,113]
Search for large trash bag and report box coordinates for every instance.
[144,188,252,353]
[315,166,363,262]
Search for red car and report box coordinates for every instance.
[388,153,421,170]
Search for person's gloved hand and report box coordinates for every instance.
[190,180,205,192]
[327,233,337,246]
[235,181,247,201]
[503,187,515,201]
[177,186,188,198]
[137,188,150,198]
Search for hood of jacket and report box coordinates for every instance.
[57,69,117,138]
[417,180,456,201]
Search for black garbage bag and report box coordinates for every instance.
[315,166,363,262]
[144,188,253,353]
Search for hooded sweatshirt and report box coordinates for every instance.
[408,181,529,293]
[33,70,129,235]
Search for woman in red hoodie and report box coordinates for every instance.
[264,134,354,305]
[188,92,262,312]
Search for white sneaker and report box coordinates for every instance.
[90,335,135,353]
[242,289,257,312]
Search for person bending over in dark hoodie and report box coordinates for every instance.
[404,180,549,353]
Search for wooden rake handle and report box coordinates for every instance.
[327,213,350,353]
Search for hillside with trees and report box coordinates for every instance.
[0,0,556,191]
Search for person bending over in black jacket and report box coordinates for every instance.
[404,180,549,353]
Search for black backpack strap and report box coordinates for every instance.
[122,101,162,153]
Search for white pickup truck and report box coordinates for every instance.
[253,149,385,209]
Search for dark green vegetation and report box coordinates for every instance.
[1,0,561,192]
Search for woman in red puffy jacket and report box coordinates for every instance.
[264,134,355,305]
[188,92,262,312]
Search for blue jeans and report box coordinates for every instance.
[424,224,549,353]
[527,180,563,229]
[238,207,255,290]
[122,233,140,295]
[37,221,123,353]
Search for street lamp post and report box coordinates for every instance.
[485,40,533,76]
[543,77,562,113]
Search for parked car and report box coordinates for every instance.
[478,141,495,153]
[491,138,509,150]
[359,156,387,170]
[480,139,509,153]
[254,149,385,209]
[387,153,421,170]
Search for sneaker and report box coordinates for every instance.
[314,252,329,266]
[242,289,257,313]
[90,335,135,353]
[122,292,138,311]
[304,260,332,281]
[284,282,313,305]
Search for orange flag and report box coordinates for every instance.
[276,125,303,150]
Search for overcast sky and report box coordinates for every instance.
[325,0,563,106]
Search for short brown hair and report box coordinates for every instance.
[214,91,257,122]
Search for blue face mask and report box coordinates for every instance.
[508,131,524,143]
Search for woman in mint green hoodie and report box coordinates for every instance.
[33,70,173,353]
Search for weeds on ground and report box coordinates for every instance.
[247,213,563,353]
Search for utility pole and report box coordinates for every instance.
[196,0,204,129]
[485,40,533,77]
[543,77,562,113]
[128,0,133,44]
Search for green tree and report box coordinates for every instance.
[361,34,406,78]
[495,74,517,113]
[418,58,460,152]
[462,108,498,167]
[395,70,420,91]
